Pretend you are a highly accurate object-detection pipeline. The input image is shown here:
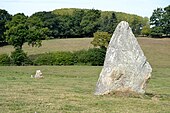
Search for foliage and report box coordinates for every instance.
[150,5,170,37]
[10,49,32,66]
[29,11,59,38]
[163,5,170,36]
[74,48,106,66]
[99,12,117,34]
[91,32,111,50]
[80,9,101,37]
[115,12,146,35]
[5,13,49,50]
[32,48,106,66]
[52,8,148,37]
[1,8,148,42]
[5,23,28,49]
[150,8,164,27]
[5,13,28,49]
[150,8,164,37]
[150,26,164,37]
[69,9,85,37]
[0,54,11,65]
[33,52,75,65]
[141,25,151,36]
[1,8,149,44]
[0,9,11,43]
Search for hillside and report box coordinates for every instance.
[0,38,93,55]
[0,37,170,68]
[52,8,147,26]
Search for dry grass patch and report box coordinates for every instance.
[0,38,93,55]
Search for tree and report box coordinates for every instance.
[131,16,143,36]
[150,8,164,37]
[5,13,49,50]
[5,13,28,49]
[80,9,101,37]
[141,25,151,36]
[0,9,11,43]
[91,32,111,50]
[150,8,164,27]
[163,5,170,36]
[70,9,85,37]
[99,12,117,34]
[30,11,60,38]
[27,15,49,47]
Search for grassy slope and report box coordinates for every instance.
[0,38,93,55]
[0,37,170,112]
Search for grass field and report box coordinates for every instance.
[0,37,170,112]
[0,38,93,55]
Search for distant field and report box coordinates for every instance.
[0,38,93,55]
[137,37,170,68]
[0,37,170,112]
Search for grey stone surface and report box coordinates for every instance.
[31,70,43,79]
[95,21,152,95]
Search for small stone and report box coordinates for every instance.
[31,70,43,79]
[94,21,152,95]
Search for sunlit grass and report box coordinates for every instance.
[0,37,170,112]
[0,66,169,113]
[0,38,93,55]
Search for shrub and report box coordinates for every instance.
[86,48,106,66]
[10,49,32,66]
[73,50,89,65]
[74,48,106,66]
[32,48,106,66]
[33,52,75,66]
[33,53,56,65]
[53,52,75,65]
[0,54,11,66]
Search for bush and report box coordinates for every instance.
[53,52,75,65]
[87,48,106,66]
[0,54,11,66]
[73,50,89,65]
[32,48,106,66]
[33,52,75,65]
[74,48,106,66]
[10,49,32,66]
[32,53,56,65]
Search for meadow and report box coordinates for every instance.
[0,37,170,113]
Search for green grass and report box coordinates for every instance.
[0,66,169,113]
[0,37,170,112]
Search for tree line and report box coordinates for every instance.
[0,8,149,47]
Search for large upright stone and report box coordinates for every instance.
[95,21,152,95]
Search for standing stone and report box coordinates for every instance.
[95,21,152,95]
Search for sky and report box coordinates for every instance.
[0,0,169,17]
